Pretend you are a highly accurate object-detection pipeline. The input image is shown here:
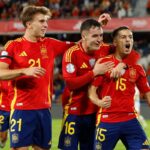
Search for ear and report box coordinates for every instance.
[26,21,32,28]
[81,31,87,40]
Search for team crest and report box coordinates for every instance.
[66,63,75,73]
[12,133,19,143]
[89,58,96,67]
[96,141,102,150]
[40,45,48,59]
[129,68,136,79]
[64,136,71,147]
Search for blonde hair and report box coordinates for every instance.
[20,5,52,27]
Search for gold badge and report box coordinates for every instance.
[129,68,136,79]
[96,141,102,150]
[40,45,48,59]
[12,133,19,143]
[64,136,71,147]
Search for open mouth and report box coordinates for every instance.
[125,44,130,49]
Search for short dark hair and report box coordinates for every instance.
[112,26,130,39]
[20,5,51,27]
[80,19,101,33]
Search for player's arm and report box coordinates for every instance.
[0,62,46,80]
[50,38,75,57]
[88,84,111,108]
[64,58,114,90]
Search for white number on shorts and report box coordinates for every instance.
[10,118,22,132]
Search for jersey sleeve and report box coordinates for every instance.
[49,38,75,57]
[136,65,150,93]
[0,40,14,64]
[62,46,94,90]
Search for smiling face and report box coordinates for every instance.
[82,26,103,53]
[113,29,133,58]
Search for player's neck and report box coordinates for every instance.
[24,31,41,42]
[81,42,94,54]
[114,52,126,61]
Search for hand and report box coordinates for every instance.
[98,96,111,108]
[98,13,111,26]
[110,62,126,78]
[93,58,114,76]
[22,67,46,78]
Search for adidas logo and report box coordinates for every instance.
[80,62,88,68]
[143,139,150,145]
[19,51,27,56]
[48,140,51,145]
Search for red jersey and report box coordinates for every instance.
[92,55,150,123]
[0,37,74,110]
[0,81,12,111]
[62,42,102,115]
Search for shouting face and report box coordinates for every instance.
[113,29,133,58]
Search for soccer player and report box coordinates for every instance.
[0,81,11,148]
[89,26,150,150]
[58,18,115,150]
[0,5,76,150]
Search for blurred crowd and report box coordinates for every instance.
[0,0,150,20]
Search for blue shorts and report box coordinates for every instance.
[0,110,10,132]
[95,118,150,150]
[58,113,96,150]
[10,109,52,149]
